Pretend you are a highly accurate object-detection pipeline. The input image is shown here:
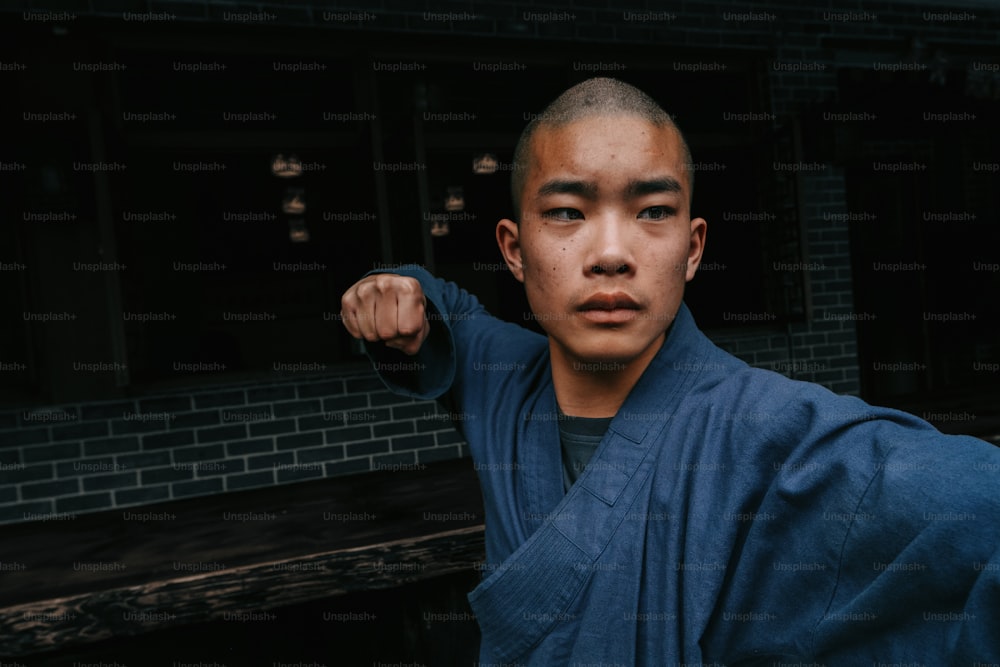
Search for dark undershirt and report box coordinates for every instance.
[559,412,613,491]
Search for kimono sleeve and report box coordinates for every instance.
[810,420,1000,662]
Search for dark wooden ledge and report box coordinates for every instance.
[0,458,485,656]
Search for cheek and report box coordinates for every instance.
[522,239,568,293]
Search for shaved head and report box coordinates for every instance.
[511,77,695,216]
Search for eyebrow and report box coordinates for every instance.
[535,177,684,200]
[536,179,598,199]
[626,177,683,198]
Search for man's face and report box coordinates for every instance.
[496,114,707,368]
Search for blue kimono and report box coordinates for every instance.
[365,267,1000,665]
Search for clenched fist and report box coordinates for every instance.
[340,274,430,356]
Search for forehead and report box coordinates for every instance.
[526,115,688,190]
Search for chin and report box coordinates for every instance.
[563,335,660,368]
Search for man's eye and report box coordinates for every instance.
[638,206,675,221]
[542,208,584,221]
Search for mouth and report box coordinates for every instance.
[577,292,642,324]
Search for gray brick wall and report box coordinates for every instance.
[0,375,467,524]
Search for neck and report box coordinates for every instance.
[549,333,665,418]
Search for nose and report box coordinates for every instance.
[591,263,628,274]
[585,217,635,277]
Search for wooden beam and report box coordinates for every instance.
[0,524,484,656]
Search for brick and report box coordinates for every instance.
[297,380,346,398]
[342,376,382,393]
[226,438,274,456]
[138,396,192,413]
[247,453,293,471]
[298,414,342,432]
[828,355,858,369]
[418,446,461,465]
[1,428,49,447]
[173,444,225,463]
[117,451,172,469]
[342,408,390,424]
[226,471,274,491]
[56,493,113,514]
[813,344,843,357]
[831,380,860,395]
[737,337,770,354]
[56,459,114,477]
[0,463,52,484]
[172,478,224,498]
[172,411,221,429]
[0,501,53,524]
[374,421,414,437]
[197,424,247,444]
[324,458,371,477]
[23,443,81,464]
[19,407,79,427]
[391,402,437,420]
[249,419,296,437]
[22,479,79,500]
[247,385,297,403]
[322,394,368,412]
[111,418,168,435]
[296,445,345,464]
[276,432,323,450]
[391,434,436,451]
[194,459,244,477]
[80,401,135,421]
[435,430,465,446]
[220,406,277,425]
[193,391,246,409]
[143,430,195,450]
[115,486,170,506]
[52,422,108,440]
[272,400,321,418]
[325,425,372,444]
[83,472,138,492]
[415,418,451,433]
[368,391,410,407]
[346,440,389,457]
[85,436,140,456]
[141,467,192,485]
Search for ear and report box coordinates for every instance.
[685,216,708,282]
[496,218,525,283]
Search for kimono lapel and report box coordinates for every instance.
[469,304,710,661]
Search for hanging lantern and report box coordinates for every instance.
[271,154,303,178]
[444,186,464,212]
[472,152,498,175]
[282,187,306,215]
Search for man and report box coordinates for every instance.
[340,78,1000,665]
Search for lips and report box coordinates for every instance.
[578,292,642,312]
[577,293,642,324]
